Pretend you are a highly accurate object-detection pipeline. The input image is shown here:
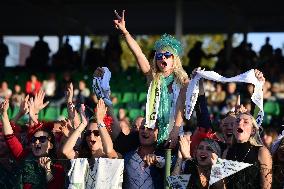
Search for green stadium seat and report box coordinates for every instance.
[126,102,140,109]
[128,108,143,121]
[113,108,119,117]
[38,110,45,121]
[111,92,122,102]
[121,92,137,103]
[44,107,60,121]
[61,107,68,118]
[7,107,12,119]
[264,101,280,116]
[11,106,20,118]
[138,92,147,103]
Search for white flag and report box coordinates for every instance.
[167,174,191,189]
[209,158,252,186]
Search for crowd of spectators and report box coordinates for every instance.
[0,32,284,188]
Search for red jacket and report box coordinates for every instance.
[25,81,42,96]
[5,134,65,189]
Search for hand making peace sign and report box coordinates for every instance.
[113,10,127,34]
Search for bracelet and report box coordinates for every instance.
[98,122,106,128]
[46,168,52,173]
[67,102,75,108]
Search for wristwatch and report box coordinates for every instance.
[98,122,106,128]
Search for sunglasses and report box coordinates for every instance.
[31,136,49,144]
[85,130,100,137]
[155,51,173,60]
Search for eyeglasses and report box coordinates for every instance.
[31,136,49,143]
[155,51,173,60]
[85,130,100,137]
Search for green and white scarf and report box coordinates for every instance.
[145,74,181,144]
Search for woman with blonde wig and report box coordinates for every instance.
[114,10,188,147]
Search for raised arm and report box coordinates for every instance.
[114,10,151,75]
[94,67,121,140]
[107,105,121,140]
[253,69,265,120]
[96,99,120,158]
[258,146,272,189]
[11,95,29,123]
[195,79,212,130]
[172,136,191,175]
[1,100,13,135]
[66,83,81,129]
[28,90,49,126]
[1,100,26,160]
[61,106,88,159]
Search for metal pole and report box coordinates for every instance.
[175,0,183,40]
[226,33,232,63]
[164,149,171,189]
[58,34,63,49]
[80,34,85,68]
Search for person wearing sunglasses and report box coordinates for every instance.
[0,99,65,189]
[114,10,188,148]
[271,136,284,189]
[62,99,120,159]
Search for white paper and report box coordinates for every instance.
[68,158,90,189]
[167,174,191,189]
[68,158,124,189]
[209,158,252,186]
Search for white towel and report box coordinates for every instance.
[185,69,264,127]
[92,67,112,106]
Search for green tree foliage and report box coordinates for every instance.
[120,34,226,70]
[182,34,226,69]
[88,34,227,70]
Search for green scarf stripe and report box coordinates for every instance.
[157,74,174,144]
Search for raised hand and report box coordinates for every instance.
[96,99,107,123]
[179,136,191,159]
[113,10,127,34]
[79,104,88,127]
[34,90,49,114]
[0,99,9,116]
[27,97,38,124]
[19,95,29,115]
[94,67,105,78]
[254,69,265,82]
[190,67,204,79]
[59,119,74,138]
[66,82,76,120]
[234,95,248,114]
[66,82,74,104]
[210,153,218,165]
